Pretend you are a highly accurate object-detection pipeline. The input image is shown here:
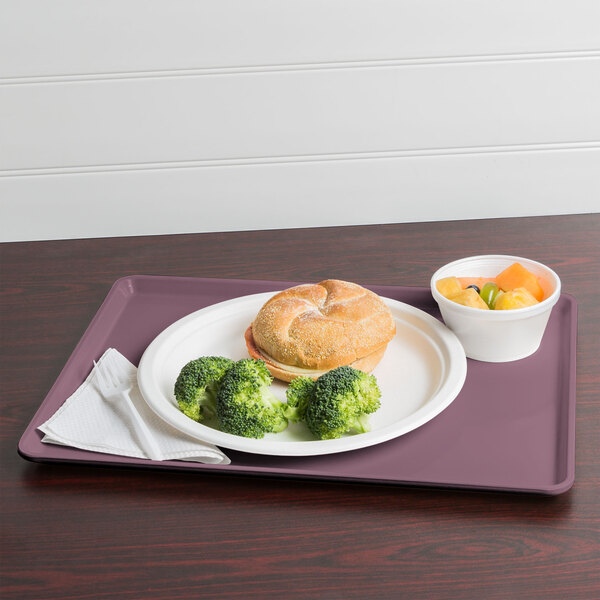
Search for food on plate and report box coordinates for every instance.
[304,366,381,440]
[174,356,234,422]
[245,279,396,382]
[436,263,547,310]
[285,366,382,439]
[174,356,382,440]
[215,358,288,438]
[283,376,316,424]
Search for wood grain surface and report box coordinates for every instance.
[1,214,599,600]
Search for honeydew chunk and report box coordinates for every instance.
[450,287,490,309]
[494,287,539,310]
[436,276,463,299]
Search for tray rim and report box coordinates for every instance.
[18,274,578,495]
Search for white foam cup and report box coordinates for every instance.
[430,255,561,362]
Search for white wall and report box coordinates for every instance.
[1,0,599,242]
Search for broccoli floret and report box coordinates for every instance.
[174,356,234,422]
[305,366,381,440]
[216,359,288,438]
[283,376,316,423]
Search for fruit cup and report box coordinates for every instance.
[430,255,561,362]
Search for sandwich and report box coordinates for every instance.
[244,279,396,382]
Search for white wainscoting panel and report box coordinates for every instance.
[3,148,599,242]
[1,0,599,241]
[2,0,600,80]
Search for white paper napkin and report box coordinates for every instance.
[38,348,230,465]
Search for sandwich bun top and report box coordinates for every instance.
[246,279,396,380]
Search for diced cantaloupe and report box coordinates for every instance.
[536,275,552,300]
[457,276,496,291]
[496,262,544,301]
[436,276,463,299]
[450,287,490,309]
[494,287,539,310]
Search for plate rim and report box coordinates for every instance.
[137,291,467,456]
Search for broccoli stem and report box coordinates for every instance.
[282,405,302,423]
[259,387,288,432]
[195,387,217,419]
[350,413,371,434]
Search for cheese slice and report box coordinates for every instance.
[258,349,327,378]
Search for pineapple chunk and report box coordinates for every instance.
[436,276,463,299]
[450,287,490,309]
[494,287,539,310]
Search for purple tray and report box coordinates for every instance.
[18,276,577,494]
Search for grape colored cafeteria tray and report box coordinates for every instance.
[18,276,577,494]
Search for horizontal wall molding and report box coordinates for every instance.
[2,58,599,172]
[3,50,600,86]
[2,141,600,178]
[2,147,598,242]
[2,0,600,79]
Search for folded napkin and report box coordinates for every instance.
[38,348,230,465]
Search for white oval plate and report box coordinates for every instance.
[137,292,467,456]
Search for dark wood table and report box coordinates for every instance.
[2,214,599,600]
